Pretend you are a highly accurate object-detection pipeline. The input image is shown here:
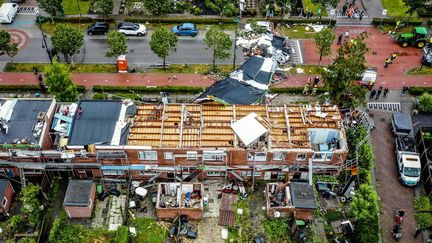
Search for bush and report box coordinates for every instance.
[0,85,41,92]
[192,7,203,16]
[418,93,432,113]
[115,226,129,243]
[371,18,422,26]
[92,85,204,93]
[124,17,235,25]
[414,196,432,212]
[263,218,291,242]
[409,87,432,95]
[43,16,115,24]
[415,213,432,228]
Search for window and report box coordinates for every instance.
[273,152,284,161]
[297,153,306,161]
[138,151,157,160]
[187,151,198,160]
[240,171,261,177]
[164,152,174,160]
[247,152,267,162]
[103,170,124,176]
[313,152,333,161]
[88,199,92,208]
[22,169,43,175]
[203,151,225,161]
[137,171,159,176]
[2,198,7,207]
[207,171,225,176]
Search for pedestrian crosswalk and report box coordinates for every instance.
[287,40,303,64]
[17,6,37,15]
[367,102,401,112]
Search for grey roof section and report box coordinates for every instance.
[290,182,317,209]
[68,100,125,145]
[0,180,10,200]
[0,99,52,145]
[64,180,94,207]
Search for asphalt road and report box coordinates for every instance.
[0,14,245,65]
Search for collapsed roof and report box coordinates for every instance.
[194,56,277,104]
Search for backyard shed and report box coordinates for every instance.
[0,180,14,215]
[64,180,96,218]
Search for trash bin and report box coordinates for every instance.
[117,55,128,73]
[96,185,103,194]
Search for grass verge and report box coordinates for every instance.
[62,0,91,15]
[152,64,235,74]
[276,24,317,39]
[407,66,432,75]
[380,0,410,17]
[4,63,117,73]
[133,217,167,243]
[302,0,328,16]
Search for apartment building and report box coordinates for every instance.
[0,99,348,184]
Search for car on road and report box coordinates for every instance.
[172,23,197,37]
[87,22,109,35]
[117,22,146,36]
[356,67,377,90]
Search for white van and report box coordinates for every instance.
[0,3,18,24]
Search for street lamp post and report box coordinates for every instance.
[232,17,239,69]
[75,0,82,22]
[35,8,52,64]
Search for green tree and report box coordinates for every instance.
[19,183,43,227]
[323,32,369,108]
[9,215,24,233]
[18,238,37,243]
[49,211,86,243]
[6,44,18,64]
[314,27,335,67]
[403,0,428,16]
[99,0,114,19]
[150,27,177,68]
[418,92,432,113]
[350,184,379,221]
[204,27,232,71]
[37,0,63,20]
[44,59,78,101]
[51,24,84,67]
[106,30,127,58]
[144,0,172,15]
[205,0,237,16]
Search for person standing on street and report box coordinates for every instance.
[302,83,310,95]
[313,76,320,86]
[383,87,389,98]
[311,85,318,96]
[345,30,350,41]
[369,89,376,99]
[337,34,343,45]
[342,4,348,16]
[400,86,409,96]
[375,86,383,100]
[317,7,322,19]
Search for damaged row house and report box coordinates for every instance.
[0,98,348,186]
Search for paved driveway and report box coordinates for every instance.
[370,110,420,243]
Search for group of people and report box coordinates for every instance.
[302,76,320,96]
[341,2,364,20]
[369,86,389,100]
[337,30,350,45]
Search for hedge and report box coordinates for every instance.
[409,86,432,95]
[44,16,336,26]
[269,87,328,94]
[92,85,204,93]
[371,18,422,26]
[0,85,85,93]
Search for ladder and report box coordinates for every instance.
[19,168,26,187]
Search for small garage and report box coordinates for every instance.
[63,180,96,218]
[0,179,14,215]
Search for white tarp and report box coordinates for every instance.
[0,99,17,121]
[231,113,268,146]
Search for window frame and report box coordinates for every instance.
[164,152,174,160]
[2,197,7,207]
[296,153,307,161]
[273,152,284,161]
[138,150,158,161]
[186,151,198,160]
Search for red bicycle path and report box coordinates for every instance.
[1,26,431,90]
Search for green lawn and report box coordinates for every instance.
[133,218,167,243]
[42,22,90,35]
[407,66,432,75]
[302,0,328,17]
[277,25,318,39]
[62,0,91,15]
[381,0,410,17]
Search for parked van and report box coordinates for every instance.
[0,3,18,24]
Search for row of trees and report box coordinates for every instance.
[50,24,232,71]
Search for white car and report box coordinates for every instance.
[117,22,146,36]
